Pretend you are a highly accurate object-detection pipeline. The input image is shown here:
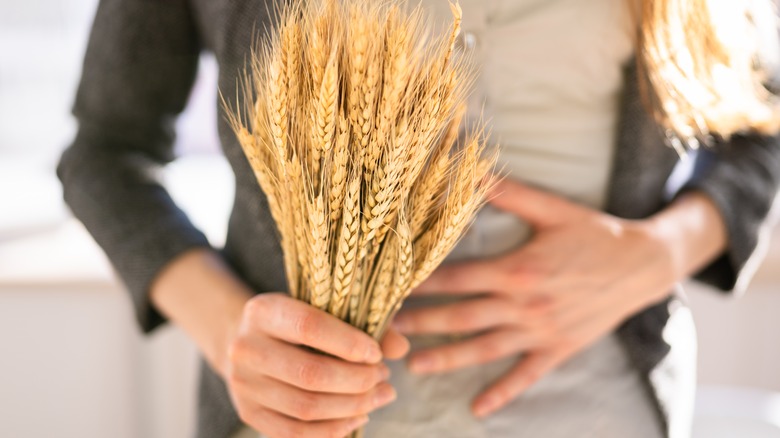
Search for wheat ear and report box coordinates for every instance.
[308,194,332,310]
[329,171,361,319]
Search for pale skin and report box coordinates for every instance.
[150,179,726,437]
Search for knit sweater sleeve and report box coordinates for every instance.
[57,0,211,333]
[681,133,780,294]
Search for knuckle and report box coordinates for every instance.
[511,303,532,324]
[451,306,478,330]
[296,360,324,389]
[344,336,366,361]
[290,393,319,421]
[480,337,505,360]
[356,367,380,392]
[227,337,248,367]
[245,295,269,319]
[292,311,320,344]
[507,265,543,289]
[535,322,557,343]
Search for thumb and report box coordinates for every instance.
[488,179,580,228]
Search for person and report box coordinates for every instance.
[57,0,780,437]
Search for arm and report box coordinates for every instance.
[57,0,208,332]
[393,180,729,417]
[681,133,780,293]
[150,248,408,437]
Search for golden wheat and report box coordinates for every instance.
[229,0,496,403]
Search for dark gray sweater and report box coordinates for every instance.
[57,0,780,437]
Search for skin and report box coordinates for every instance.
[393,179,728,417]
[150,249,410,438]
[150,179,726,435]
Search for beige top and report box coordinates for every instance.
[428,0,637,261]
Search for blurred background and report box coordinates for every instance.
[0,1,778,437]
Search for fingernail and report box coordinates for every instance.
[374,385,397,407]
[409,355,435,374]
[347,415,369,431]
[473,396,498,418]
[365,343,382,363]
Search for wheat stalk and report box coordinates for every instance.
[228,2,498,433]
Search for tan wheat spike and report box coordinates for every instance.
[284,21,302,123]
[410,104,466,236]
[348,268,363,326]
[328,116,350,238]
[360,27,385,180]
[268,42,289,175]
[412,140,495,289]
[286,153,310,301]
[329,171,361,319]
[365,239,396,336]
[362,115,414,256]
[308,194,332,310]
[308,14,329,96]
[311,46,340,186]
[442,2,462,72]
[369,212,413,338]
[347,5,370,151]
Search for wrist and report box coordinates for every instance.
[643,191,728,280]
[150,249,253,377]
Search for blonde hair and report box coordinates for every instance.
[640,0,780,146]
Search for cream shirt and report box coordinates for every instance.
[432,0,638,261]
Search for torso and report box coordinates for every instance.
[208,0,673,436]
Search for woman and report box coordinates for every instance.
[58,0,780,437]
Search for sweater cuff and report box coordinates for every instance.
[116,219,211,333]
[678,135,780,294]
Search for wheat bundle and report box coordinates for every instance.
[228,0,495,342]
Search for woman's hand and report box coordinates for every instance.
[150,250,410,438]
[224,293,409,438]
[393,179,726,418]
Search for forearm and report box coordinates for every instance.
[645,190,728,281]
[150,248,253,376]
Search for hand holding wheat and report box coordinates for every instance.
[227,0,496,435]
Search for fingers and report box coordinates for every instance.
[247,294,383,364]
[488,179,580,228]
[243,405,369,438]
[242,375,396,422]
[407,328,542,374]
[413,259,507,296]
[472,349,570,418]
[380,327,410,360]
[394,296,521,335]
[230,335,389,394]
